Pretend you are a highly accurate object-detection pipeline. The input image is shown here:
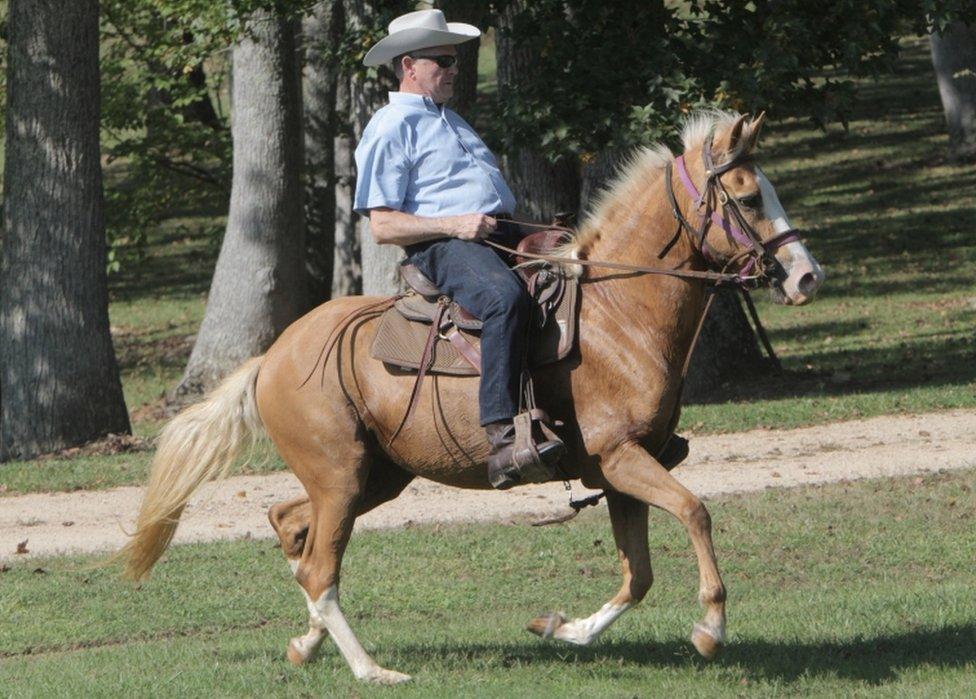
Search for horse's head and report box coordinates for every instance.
[679,113,824,305]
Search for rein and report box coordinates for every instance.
[484,223,754,287]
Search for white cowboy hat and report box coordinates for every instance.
[363,9,480,67]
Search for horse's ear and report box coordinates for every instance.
[746,111,766,151]
[714,114,748,159]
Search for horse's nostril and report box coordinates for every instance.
[798,272,818,296]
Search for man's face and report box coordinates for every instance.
[402,45,459,104]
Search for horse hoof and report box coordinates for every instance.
[526,612,567,639]
[363,668,412,685]
[691,622,724,660]
[286,638,315,666]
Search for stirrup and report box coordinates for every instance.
[488,410,565,490]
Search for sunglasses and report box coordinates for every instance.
[408,54,457,68]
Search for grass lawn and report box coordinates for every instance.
[1,469,973,696]
[0,39,973,496]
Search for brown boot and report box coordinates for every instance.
[486,417,565,490]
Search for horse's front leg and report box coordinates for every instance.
[602,440,726,659]
[528,490,651,645]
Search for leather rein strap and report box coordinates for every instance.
[486,233,751,286]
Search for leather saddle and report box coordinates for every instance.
[370,229,579,376]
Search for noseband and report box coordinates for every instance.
[664,132,802,287]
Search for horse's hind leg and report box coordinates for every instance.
[281,447,411,685]
[527,491,651,645]
[268,457,415,569]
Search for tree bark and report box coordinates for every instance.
[931,22,976,161]
[332,72,363,297]
[303,1,343,303]
[345,0,406,296]
[1,0,130,461]
[175,9,306,397]
[579,149,625,220]
[495,1,580,221]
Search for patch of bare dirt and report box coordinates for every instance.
[35,433,152,460]
[2,409,974,561]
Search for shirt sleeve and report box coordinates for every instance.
[354,125,410,216]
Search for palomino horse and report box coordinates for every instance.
[121,112,824,685]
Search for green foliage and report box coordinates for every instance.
[319,0,412,77]
[491,0,712,158]
[489,0,976,160]
[99,0,317,272]
[99,1,239,271]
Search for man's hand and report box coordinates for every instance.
[449,213,497,241]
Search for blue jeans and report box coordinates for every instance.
[406,235,531,426]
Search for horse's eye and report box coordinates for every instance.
[737,193,762,210]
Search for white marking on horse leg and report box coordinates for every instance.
[303,586,410,684]
[285,559,329,665]
[549,602,632,646]
[690,589,727,659]
[696,596,727,645]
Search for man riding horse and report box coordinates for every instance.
[354,9,566,489]
[120,7,826,687]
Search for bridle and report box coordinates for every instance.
[663,130,803,288]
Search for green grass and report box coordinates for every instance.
[1,469,974,696]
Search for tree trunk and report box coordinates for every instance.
[175,9,306,397]
[332,73,363,297]
[579,149,625,220]
[435,0,486,121]
[303,1,343,304]
[683,290,768,403]
[495,1,579,221]
[931,22,976,161]
[345,0,406,296]
[1,0,130,461]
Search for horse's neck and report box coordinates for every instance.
[579,185,708,381]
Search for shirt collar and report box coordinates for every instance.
[388,91,441,113]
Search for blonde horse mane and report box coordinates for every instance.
[550,110,742,274]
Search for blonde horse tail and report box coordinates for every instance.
[120,356,265,581]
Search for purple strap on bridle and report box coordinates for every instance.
[674,154,802,277]
[676,155,756,251]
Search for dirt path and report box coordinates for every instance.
[2,409,974,562]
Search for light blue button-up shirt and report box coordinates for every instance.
[354,92,516,218]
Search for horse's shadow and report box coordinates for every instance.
[391,622,976,685]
